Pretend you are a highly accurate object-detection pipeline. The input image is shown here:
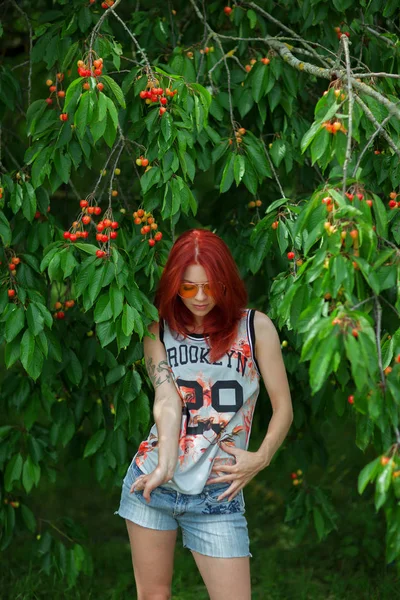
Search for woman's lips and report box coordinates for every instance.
[193,304,208,309]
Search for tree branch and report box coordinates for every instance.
[354,96,400,160]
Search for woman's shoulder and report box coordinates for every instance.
[251,309,277,334]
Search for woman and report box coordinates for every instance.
[115,229,293,600]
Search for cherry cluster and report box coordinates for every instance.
[248,199,262,209]
[44,74,71,121]
[244,56,271,72]
[322,120,347,134]
[388,191,400,209]
[334,25,350,39]
[77,57,104,92]
[133,209,163,247]
[95,217,119,258]
[53,299,75,320]
[63,199,103,242]
[290,469,303,486]
[7,256,20,299]
[139,82,176,116]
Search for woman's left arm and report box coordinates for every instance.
[252,310,294,468]
[209,311,294,500]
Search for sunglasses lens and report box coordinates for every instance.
[179,284,197,298]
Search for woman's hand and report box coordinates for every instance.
[206,442,267,501]
[130,464,173,503]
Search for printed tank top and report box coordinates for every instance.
[134,308,261,494]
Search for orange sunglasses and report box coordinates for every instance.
[178,281,226,298]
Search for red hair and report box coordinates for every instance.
[155,229,248,362]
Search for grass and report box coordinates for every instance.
[2,420,399,599]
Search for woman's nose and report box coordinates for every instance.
[195,286,207,301]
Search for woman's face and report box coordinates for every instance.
[179,264,216,318]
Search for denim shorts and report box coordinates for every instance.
[114,459,252,558]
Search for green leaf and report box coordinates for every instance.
[109,284,124,320]
[101,75,126,108]
[83,429,106,458]
[358,456,381,495]
[4,454,23,492]
[21,329,35,371]
[140,167,161,195]
[5,306,25,342]
[27,303,45,336]
[309,334,339,393]
[25,345,44,381]
[22,456,38,493]
[0,211,12,246]
[96,319,117,347]
[247,8,258,28]
[233,154,245,186]
[20,504,37,533]
[220,153,235,193]
[310,128,330,165]
[161,113,172,142]
[74,91,92,138]
[106,365,126,386]
[94,293,113,323]
[251,63,270,103]
[54,150,72,184]
[106,96,119,129]
[22,182,37,222]
[372,194,388,238]
[122,304,135,336]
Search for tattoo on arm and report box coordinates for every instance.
[146,357,173,389]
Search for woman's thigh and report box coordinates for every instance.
[126,520,178,599]
[191,551,251,600]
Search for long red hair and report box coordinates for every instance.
[155,229,248,362]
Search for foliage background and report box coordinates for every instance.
[1,0,400,596]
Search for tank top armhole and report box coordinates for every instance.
[248,309,262,378]
[159,319,165,347]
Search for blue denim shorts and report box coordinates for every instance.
[114,459,252,558]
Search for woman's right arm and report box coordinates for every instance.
[130,321,182,501]
[144,320,182,477]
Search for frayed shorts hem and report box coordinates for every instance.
[114,509,178,531]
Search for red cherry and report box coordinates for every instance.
[111,221,119,229]
[103,218,112,228]
[82,215,91,225]
[159,107,167,116]
[160,97,168,105]
[287,251,295,260]
[101,234,109,242]
[82,231,89,239]
[45,98,53,105]
[154,232,163,241]
[224,6,232,15]
[348,395,354,404]
[97,83,104,91]
[56,311,65,319]
[97,223,105,232]
[140,91,147,99]
[148,238,156,247]
[59,113,68,122]
[80,199,89,208]
[94,206,102,215]
[389,200,397,208]
[70,233,77,242]
[63,231,71,239]
[96,233,103,241]
[8,289,16,298]
[110,231,118,239]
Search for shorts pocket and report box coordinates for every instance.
[204,484,231,503]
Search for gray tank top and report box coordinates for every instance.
[133,308,261,494]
